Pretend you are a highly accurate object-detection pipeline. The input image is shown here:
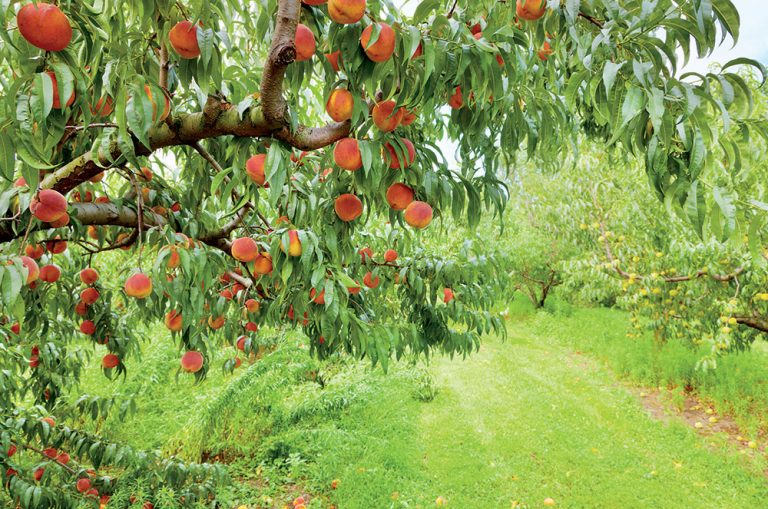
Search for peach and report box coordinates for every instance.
[220,288,234,300]
[386,183,415,210]
[333,138,363,171]
[87,225,99,240]
[80,320,96,335]
[91,97,113,117]
[448,86,463,109]
[236,335,247,351]
[20,256,40,284]
[411,42,423,59]
[165,310,182,332]
[245,321,258,332]
[328,0,366,24]
[246,154,267,186]
[130,85,170,123]
[166,247,180,269]
[49,213,70,228]
[516,0,547,21]
[14,177,27,187]
[295,24,316,61]
[39,264,61,283]
[253,252,274,274]
[400,109,417,126]
[372,100,403,132]
[360,22,395,62]
[538,40,553,61]
[403,201,433,229]
[75,478,91,493]
[310,288,326,304]
[334,193,363,222]
[17,2,72,52]
[80,268,99,285]
[124,273,152,299]
[141,167,153,181]
[80,287,100,304]
[281,230,302,257]
[348,283,361,295]
[208,315,225,329]
[25,243,45,259]
[231,237,259,262]
[30,189,68,222]
[169,20,200,59]
[384,138,416,169]
[181,351,204,373]
[46,71,75,109]
[33,467,45,482]
[325,50,341,72]
[46,237,67,254]
[10,322,20,334]
[102,353,119,369]
[358,247,373,263]
[74,301,88,316]
[444,288,455,303]
[245,299,260,313]
[233,357,242,368]
[326,89,354,122]
[384,249,398,263]
[363,271,380,289]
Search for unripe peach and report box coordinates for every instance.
[363,271,380,289]
[181,351,204,373]
[102,353,119,369]
[246,154,267,186]
[384,138,416,169]
[334,193,363,222]
[20,256,40,284]
[326,89,354,122]
[253,252,274,274]
[295,24,316,61]
[384,249,398,263]
[165,310,182,332]
[124,273,152,299]
[169,20,201,59]
[386,183,415,211]
[17,2,72,52]
[360,22,396,62]
[39,264,61,283]
[328,0,366,24]
[333,138,363,171]
[80,268,99,285]
[404,201,433,229]
[516,0,547,21]
[24,243,45,259]
[30,189,68,222]
[46,71,75,109]
[81,287,100,304]
[448,86,463,109]
[231,237,259,262]
[372,100,404,132]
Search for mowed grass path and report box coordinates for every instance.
[331,322,768,508]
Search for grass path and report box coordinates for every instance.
[330,321,768,508]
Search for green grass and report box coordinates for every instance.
[70,299,768,508]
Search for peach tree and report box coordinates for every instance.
[0,0,763,505]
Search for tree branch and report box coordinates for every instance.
[735,315,768,334]
[260,0,301,126]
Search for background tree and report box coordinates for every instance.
[0,0,765,505]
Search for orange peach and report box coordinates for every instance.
[448,86,463,109]
[30,189,68,222]
[333,138,363,171]
[358,247,373,263]
[384,249,398,263]
[231,237,259,262]
[295,24,316,61]
[310,288,326,304]
[281,230,302,257]
[180,351,204,373]
[130,85,170,123]
[372,100,403,132]
[253,252,274,274]
[80,287,100,304]
[328,0,366,24]
[516,0,547,21]
[386,183,415,210]
[49,213,70,228]
[91,97,113,117]
[363,271,380,289]
[538,40,553,61]
[46,237,67,254]
[79,320,96,335]
[19,256,39,284]
[245,299,260,313]
[208,315,225,329]
[325,50,342,72]
[124,273,152,299]
[45,71,75,109]
[165,310,182,332]
[80,268,99,285]
[24,244,45,259]
[102,353,119,369]
[246,154,267,186]
[17,2,72,52]
[303,0,327,4]
[334,193,363,222]
[384,138,416,169]
[400,109,417,126]
[360,22,395,62]
[326,89,354,122]
[39,264,61,283]
[169,20,201,59]
[403,200,433,229]
[443,288,454,303]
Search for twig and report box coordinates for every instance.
[578,11,605,29]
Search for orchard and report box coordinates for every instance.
[0,0,766,507]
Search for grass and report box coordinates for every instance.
[68,297,768,508]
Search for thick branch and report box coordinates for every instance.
[260,0,301,126]
[735,316,768,334]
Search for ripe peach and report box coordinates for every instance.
[253,252,274,274]
[56,452,69,464]
[91,97,113,117]
[245,299,260,313]
[220,288,234,300]
[328,0,365,24]
[404,201,433,229]
[363,271,380,289]
[17,2,72,52]
[411,42,423,59]
[295,24,316,61]
[33,467,45,481]
[360,22,395,62]
[46,71,75,109]
[443,288,454,303]
[384,138,416,169]
[359,247,373,263]
[384,249,398,263]
[102,353,119,369]
[310,288,326,304]
[231,237,259,262]
[372,100,404,132]
[165,310,182,332]
[20,256,40,284]
[233,357,242,368]
[87,225,99,240]
[169,20,200,59]
[281,230,302,257]
[245,321,259,332]
[115,233,133,250]
[46,237,67,254]
[74,301,88,316]
[14,177,27,187]
[40,415,54,427]
[30,189,68,222]
[335,193,363,222]
[348,283,361,294]
[538,40,553,61]
[236,335,247,351]
[166,247,180,269]
[130,85,170,123]
[448,86,463,109]
[80,287,100,305]
[333,138,363,171]
[326,89,354,122]
[181,351,204,373]
[386,183,415,210]
[24,243,45,259]
[10,322,20,334]
[246,154,267,186]
[80,268,99,285]
[124,273,152,299]
[75,478,91,493]
[401,109,417,126]
[325,50,341,72]
[517,0,547,21]
[49,213,70,228]
[39,264,61,283]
